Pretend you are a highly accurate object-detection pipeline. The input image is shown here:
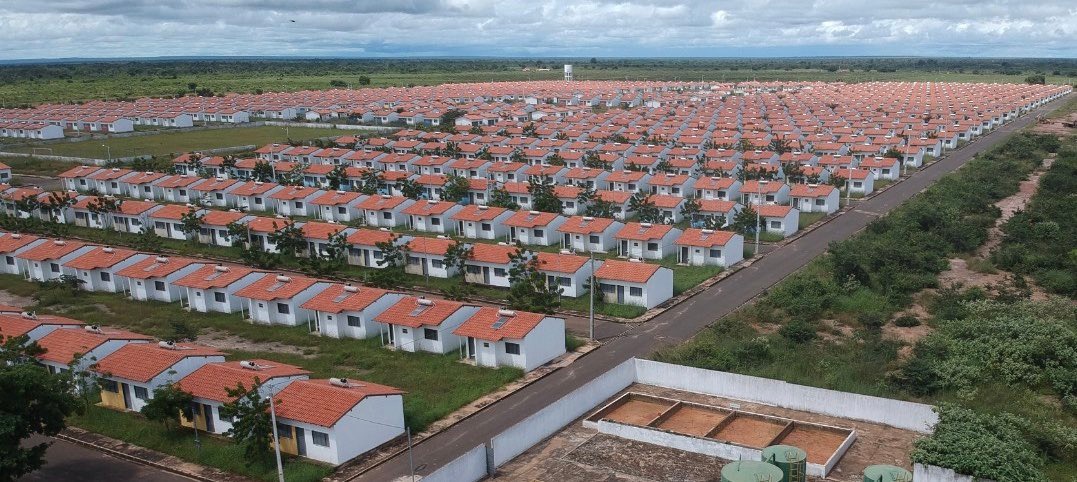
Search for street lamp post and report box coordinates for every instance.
[101,144,111,162]
[588,250,595,341]
[268,393,286,482]
[754,179,769,256]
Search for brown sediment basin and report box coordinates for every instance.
[654,405,731,436]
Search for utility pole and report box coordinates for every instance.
[588,250,595,340]
[101,144,111,162]
[754,180,768,256]
[268,394,286,482]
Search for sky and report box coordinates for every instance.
[1,0,1075,60]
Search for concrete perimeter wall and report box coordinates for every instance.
[634,359,938,433]
[914,463,988,482]
[419,444,488,482]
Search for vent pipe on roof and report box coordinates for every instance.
[155,256,169,263]
[239,360,261,370]
[85,325,102,334]
[329,377,351,388]
[159,340,177,350]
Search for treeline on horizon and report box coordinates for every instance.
[3,57,1077,84]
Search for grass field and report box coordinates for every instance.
[0,155,80,177]
[1,64,1074,106]
[4,125,351,159]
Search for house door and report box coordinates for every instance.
[202,404,215,432]
[617,285,625,304]
[294,427,306,456]
[362,249,371,266]
[563,233,571,248]
[467,337,476,359]
[121,383,133,410]
[482,266,490,284]
[680,246,689,264]
[387,326,396,346]
[620,240,628,257]
[421,258,429,276]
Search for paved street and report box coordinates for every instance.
[23,95,1066,482]
[356,96,1069,481]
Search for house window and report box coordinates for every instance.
[215,193,224,200]
[882,169,891,175]
[154,281,166,291]
[505,342,521,355]
[493,268,506,277]
[481,223,492,232]
[431,259,444,269]
[431,217,441,226]
[534,229,544,238]
[277,303,290,314]
[100,272,111,282]
[100,380,119,392]
[408,256,420,265]
[5,256,13,266]
[133,386,149,400]
[178,189,187,197]
[276,423,292,439]
[709,249,722,258]
[558,277,571,287]
[630,287,643,297]
[770,221,782,229]
[424,328,439,341]
[219,409,234,423]
[765,195,775,202]
[311,431,330,447]
[382,211,392,220]
[254,197,263,205]
[588,235,600,244]
[214,292,226,303]
[50,263,60,273]
[155,221,166,229]
[815,199,825,206]
[466,265,482,274]
[347,315,361,327]
[337,206,347,215]
[853,182,863,188]
[294,201,304,209]
[646,242,658,251]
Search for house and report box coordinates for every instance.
[233,273,328,326]
[404,237,457,278]
[648,194,688,223]
[94,342,225,413]
[176,360,310,435]
[115,256,203,302]
[271,186,324,217]
[121,171,168,199]
[88,168,133,196]
[614,223,682,260]
[345,229,399,268]
[155,175,204,204]
[858,157,902,181]
[593,259,674,309]
[58,165,102,192]
[271,378,405,465]
[595,190,633,220]
[454,307,566,372]
[606,170,651,193]
[35,326,152,377]
[558,215,623,253]
[190,178,242,208]
[372,297,480,354]
[649,173,695,197]
[696,200,740,228]
[740,180,790,205]
[70,197,158,233]
[198,210,250,247]
[464,243,516,287]
[301,284,404,339]
[694,177,741,201]
[173,264,265,313]
[833,168,875,196]
[301,221,351,257]
[504,210,565,246]
[311,190,365,223]
[232,181,285,212]
[0,312,84,343]
[63,246,146,292]
[357,195,414,228]
[17,238,94,282]
[789,184,840,214]
[536,252,592,297]
[402,200,463,234]
[147,204,199,240]
[452,205,513,240]
[245,217,295,253]
[675,229,744,267]
[757,205,800,238]
[0,232,45,276]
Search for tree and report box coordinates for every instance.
[267,221,306,258]
[276,163,306,186]
[177,207,204,243]
[0,337,82,481]
[488,185,519,210]
[219,381,274,465]
[438,109,466,131]
[140,383,194,430]
[442,242,473,277]
[680,195,701,222]
[767,138,793,154]
[546,153,565,166]
[358,169,382,195]
[251,160,274,182]
[356,75,371,86]
[629,191,660,223]
[367,235,408,289]
[305,229,349,276]
[325,165,349,191]
[506,246,562,314]
[86,196,123,230]
[133,228,164,252]
[168,319,199,342]
[398,178,423,200]
[42,192,76,225]
[528,176,562,213]
[730,205,758,235]
[442,174,471,203]
[1024,74,1046,85]
[583,151,610,170]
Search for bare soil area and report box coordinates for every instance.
[711,415,786,448]
[197,328,312,357]
[780,425,851,465]
[604,398,674,426]
[0,289,33,308]
[656,406,729,436]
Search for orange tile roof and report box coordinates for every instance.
[300,284,392,313]
[273,379,404,428]
[64,246,140,270]
[536,252,588,274]
[503,210,560,228]
[17,239,87,261]
[202,210,247,226]
[357,195,409,210]
[676,229,736,248]
[346,228,396,247]
[756,205,795,217]
[311,190,362,206]
[173,264,261,290]
[156,175,203,189]
[176,360,310,403]
[615,222,675,241]
[233,273,319,301]
[695,177,737,190]
[95,343,224,383]
[146,204,193,220]
[648,194,685,209]
[116,255,200,279]
[469,243,516,264]
[190,178,239,192]
[231,181,279,196]
[594,259,661,284]
[559,215,615,234]
[0,233,40,253]
[789,184,837,197]
[36,328,152,364]
[452,204,508,222]
[0,313,83,342]
[402,200,456,216]
[406,237,455,255]
[454,307,547,342]
[699,199,738,213]
[596,190,631,204]
[57,165,102,179]
[301,221,347,240]
[373,296,471,328]
[270,186,319,201]
[246,216,294,234]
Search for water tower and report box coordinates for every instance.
[564,64,573,81]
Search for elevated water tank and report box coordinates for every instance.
[761,445,808,482]
[721,460,784,482]
[863,464,913,482]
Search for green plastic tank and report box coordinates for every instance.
[761,445,808,482]
[721,460,785,482]
[863,464,913,482]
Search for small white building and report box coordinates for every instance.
[173,264,265,314]
[614,223,682,260]
[789,184,840,214]
[301,284,404,339]
[455,307,567,372]
[94,342,225,413]
[674,229,744,267]
[558,216,623,253]
[373,297,480,354]
[452,205,514,240]
[357,195,414,228]
[35,327,152,377]
[0,233,46,276]
[402,200,464,234]
[115,256,203,303]
[233,273,328,326]
[757,205,800,238]
[64,246,147,293]
[17,239,95,282]
[594,259,674,309]
[176,360,310,435]
[0,312,84,343]
[504,210,566,246]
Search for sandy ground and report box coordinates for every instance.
[494,383,921,482]
[196,328,313,357]
[0,289,33,308]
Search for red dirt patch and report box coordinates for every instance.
[711,414,787,448]
[656,405,730,436]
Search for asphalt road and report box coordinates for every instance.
[356,97,1069,481]
[19,435,193,482]
[22,95,1065,482]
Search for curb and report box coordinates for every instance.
[54,430,217,482]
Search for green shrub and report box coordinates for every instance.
[893,314,921,327]
[779,320,817,344]
[912,405,1046,482]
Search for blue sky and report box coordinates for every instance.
[1,1,1074,60]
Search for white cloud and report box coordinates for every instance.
[0,0,1074,59]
